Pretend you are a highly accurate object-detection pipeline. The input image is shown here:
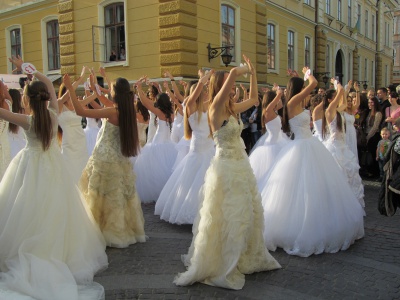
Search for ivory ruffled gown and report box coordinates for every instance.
[174,115,280,290]
[260,110,364,257]
[323,115,365,212]
[155,111,215,224]
[80,121,146,248]
[0,108,108,300]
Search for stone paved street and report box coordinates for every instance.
[96,180,400,300]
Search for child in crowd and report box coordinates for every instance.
[376,127,391,181]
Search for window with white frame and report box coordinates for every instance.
[267,23,276,69]
[305,37,311,67]
[326,45,330,73]
[221,4,236,62]
[304,0,311,5]
[364,58,367,81]
[358,55,361,81]
[338,0,342,21]
[348,52,351,80]
[371,61,374,87]
[326,0,331,15]
[93,0,127,63]
[10,28,22,71]
[365,10,368,38]
[6,25,23,73]
[46,20,60,70]
[348,0,352,26]
[372,15,375,41]
[288,31,295,70]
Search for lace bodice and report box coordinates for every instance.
[189,111,214,152]
[327,115,345,143]
[25,108,59,151]
[213,115,245,160]
[152,120,172,144]
[265,115,283,143]
[289,110,312,139]
[92,121,128,162]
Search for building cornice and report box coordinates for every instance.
[0,0,58,18]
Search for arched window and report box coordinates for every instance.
[288,31,295,70]
[46,20,60,70]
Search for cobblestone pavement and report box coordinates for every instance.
[96,180,400,300]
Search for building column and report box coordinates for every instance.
[58,0,76,78]
[353,46,359,81]
[315,25,327,87]
[255,4,267,83]
[159,0,198,78]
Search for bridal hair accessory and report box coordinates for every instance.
[303,69,311,81]
[21,63,37,75]
[240,63,248,78]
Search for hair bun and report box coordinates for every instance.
[39,91,50,101]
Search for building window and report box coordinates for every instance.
[372,15,375,41]
[267,23,275,69]
[326,0,331,15]
[305,37,311,67]
[104,2,125,62]
[365,10,368,38]
[304,0,311,4]
[371,61,374,87]
[348,52,351,80]
[288,31,295,70]
[385,65,388,86]
[364,58,367,81]
[326,45,330,73]
[358,56,361,81]
[348,0,352,27]
[10,29,22,71]
[221,4,235,62]
[338,0,342,21]
[46,20,60,70]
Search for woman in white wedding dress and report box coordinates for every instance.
[249,87,288,182]
[155,71,215,224]
[260,69,364,257]
[58,84,89,184]
[0,83,12,180]
[174,55,280,290]
[321,84,365,213]
[0,57,107,300]
[67,75,146,249]
[7,89,26,159]
[134,79,177,203]
[343,86,360,160]
[135,100,149,148]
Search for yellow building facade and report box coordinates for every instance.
[0,0,397,90]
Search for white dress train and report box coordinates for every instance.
[260,110,364,257]
[249,115,288,182]
[0,108,108,300]
[155,111,215,224]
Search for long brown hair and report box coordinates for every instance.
[183,83,205,139]
[261,91,277,130]
[8,89,24,134]
[321,89,344,139]
[282,77,304,134]
[136,99,149,122]
[207,71,235,134]
[24,81,52,150]
[112,77,140,157]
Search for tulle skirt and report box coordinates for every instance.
[134,142,178,203]
[260,137,365,257]
[174,151,280,290]
[172,137,191,171]
[85,127,100,156]
[8,131,26,160]
[0,146,108,300]
[155,145,215,224]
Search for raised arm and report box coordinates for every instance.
[0,80,30,129]
[288,67,318,109]
[89,74,113,107]
[265,84,283,114]
[63,74,114,119]
[136,80,166,119]
[164,70,184,103]
[352,81,361,112]
[233,55,259,114]
[326,82,344,123]
[186,69,213,116]
[163,81,182,112]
